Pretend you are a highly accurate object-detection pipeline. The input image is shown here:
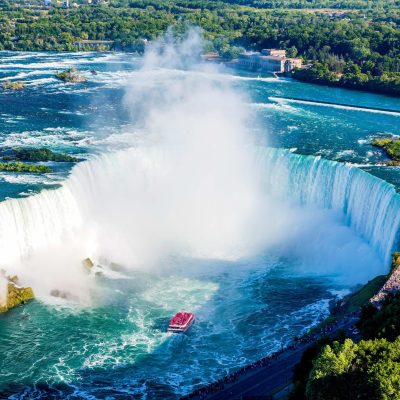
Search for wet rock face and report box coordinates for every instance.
[0,281,34,313]
[50,289,79,302]
[82,257,94,270]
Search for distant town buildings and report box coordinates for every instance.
[43,0,104,7]
[73,40,114,50]
[237,49,302,73]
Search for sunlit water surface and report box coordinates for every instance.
[0,52,399,399]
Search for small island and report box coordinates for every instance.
[0,148,81,174]
[0,161,51,173]
[372,138,400,165]
[2,80,25,91]
[55,68,87,83]
[4,147,79,163]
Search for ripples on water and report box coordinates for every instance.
[0,52,399,399]
[1,256,340,399]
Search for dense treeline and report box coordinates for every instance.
[0,0,399,94]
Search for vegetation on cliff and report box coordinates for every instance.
[293,64,400,96]
[357,293,400,342]
[306,338,400,400]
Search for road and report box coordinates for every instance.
[184,316,358,400]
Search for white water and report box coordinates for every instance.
[263,148,400,263]
[0,145,397,297]
[269,96,400,117]
[0,32,399,300]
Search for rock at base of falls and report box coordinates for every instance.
[82,257,104,276]
[82,257,94,270]
[0,280,34,313]
[50,289,79,302]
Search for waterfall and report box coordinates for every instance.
[0,185,82,266]
[262,148,400,263]
[0,147,398,270]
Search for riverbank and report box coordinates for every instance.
[292,68,400,98]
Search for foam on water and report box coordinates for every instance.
[1,46,400,399]
[1,128,91,149]
[269,96,400,117]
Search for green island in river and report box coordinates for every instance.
[372,138,400,165]
[0,161,51,173]
[0,148,80,173]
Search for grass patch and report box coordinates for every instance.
[334,275,388,317]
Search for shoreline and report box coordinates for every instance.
[0,49,398,98]
[221,61,400,98]
[291,73,400,98]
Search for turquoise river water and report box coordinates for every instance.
[0,50,399,399]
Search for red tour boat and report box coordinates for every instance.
[168,311,195,333]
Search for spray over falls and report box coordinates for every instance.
[0,146,398,299]
[0,31,398,303]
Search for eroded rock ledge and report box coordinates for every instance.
[0,274,34,313]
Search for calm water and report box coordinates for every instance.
[0,52,399,399]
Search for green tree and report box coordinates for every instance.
[306,338,400,400]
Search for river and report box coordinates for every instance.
[0,50,399,399]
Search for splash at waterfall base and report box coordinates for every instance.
[0,146,396,304]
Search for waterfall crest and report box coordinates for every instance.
[263,148,400,263]
[0,148,398,272]
[0,185,82,266]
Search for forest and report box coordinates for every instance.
[0,0,399,93]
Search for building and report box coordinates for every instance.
[62,0,69,7]
[43,0,51,6]
[237,49,302,73]
[74,40,114,50]
[284,58,303,72]
[261,49,287,57]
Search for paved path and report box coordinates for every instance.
[206,345,306,400]
[184,317,358,400]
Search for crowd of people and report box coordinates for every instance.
[180,314,358,400]
[370,265,400,306]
